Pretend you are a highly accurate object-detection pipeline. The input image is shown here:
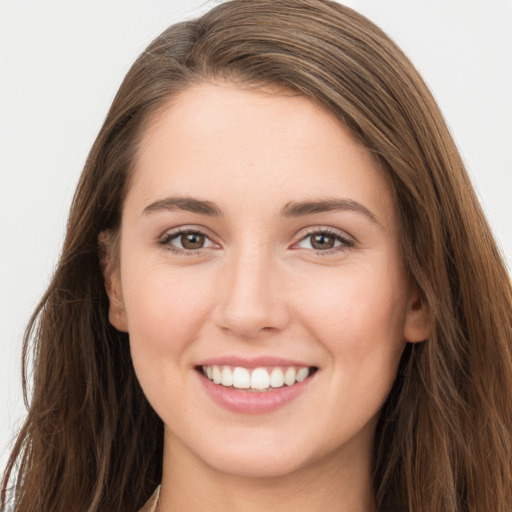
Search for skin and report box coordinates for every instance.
[105,82,430,511]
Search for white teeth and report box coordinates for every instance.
[221,366,233,387]
[296,367,309,382]
[202,365,313,390]
[232,367,250,389]
[251,368,270,390]
[212,365,222,384]
[284,367,296,386]
[270,367,284,388]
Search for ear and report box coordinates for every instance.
[403,285,431,343]
[98,231,128,332]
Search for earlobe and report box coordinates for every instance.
[106,273,129,333]
[98,231,129,333]
[403,288,431,343]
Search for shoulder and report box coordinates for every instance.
[138,485,160,512]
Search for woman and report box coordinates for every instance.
[2,1,511,511]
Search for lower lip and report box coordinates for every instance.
[197,371,315,414]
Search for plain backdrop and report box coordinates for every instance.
[1,0,511,469]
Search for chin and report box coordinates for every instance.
[205,449,311,480]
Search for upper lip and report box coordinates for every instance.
[196,356,317,368]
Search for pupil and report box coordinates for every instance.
[311,233,334,250]
[182,233,204,249]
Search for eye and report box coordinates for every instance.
[160,229,217,253]
[176,232,207,250]
[296,229,354,252]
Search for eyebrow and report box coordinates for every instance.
[142,197,222,216]
[281,198,380,225]
[142,195,380,225]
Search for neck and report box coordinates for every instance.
[158,428,377,512]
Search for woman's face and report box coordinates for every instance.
[106,83,429,479]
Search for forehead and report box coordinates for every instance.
[128,82,396,228]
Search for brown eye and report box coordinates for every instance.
[180,232,205,249]
[296,230,353,253]
[161,229,216,252]
[310,233,335,250]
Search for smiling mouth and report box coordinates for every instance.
[197,365,318,392]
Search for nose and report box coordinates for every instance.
[213,245,290,340]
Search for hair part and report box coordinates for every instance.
[3,1,511,511]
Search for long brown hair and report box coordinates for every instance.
[3,1,511,511]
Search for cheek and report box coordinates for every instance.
[120,262,218,420]
[120,262,216,367]
[294,260,408,367]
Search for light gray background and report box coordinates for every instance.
[1,0,511,468]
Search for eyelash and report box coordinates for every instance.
[295,227,355,255]
[158,227,355,256]
[158,227,215,256]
